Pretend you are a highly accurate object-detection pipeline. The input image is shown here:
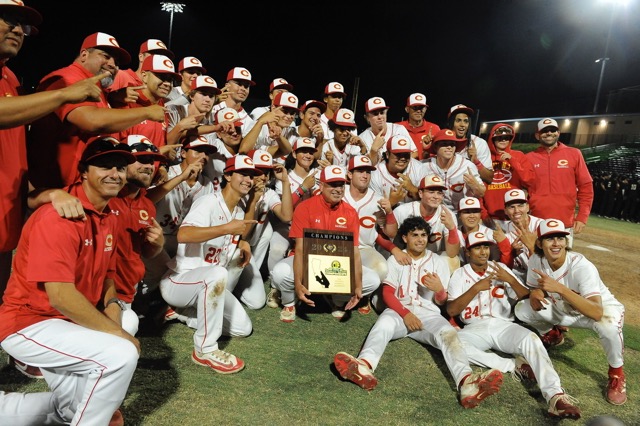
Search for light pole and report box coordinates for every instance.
[593,57,610,113]
[592,0,623,114]
[160,2,185,50]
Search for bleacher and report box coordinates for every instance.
[584,143,640,175]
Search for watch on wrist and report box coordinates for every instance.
[106,297,125,311]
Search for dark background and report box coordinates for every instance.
[12,0,640,129]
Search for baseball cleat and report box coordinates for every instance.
[334,352,377,390]
[108,409,124,426]
[606,373,627,405]
[266,288,281,309]
[514,355,536,382]
[8,356,44,379]
[540,326,565,348]
[280,305,296,322]
[459,369,503,409]
[548,393,581,419]
[357,300,372,315]
[192,349,245,374]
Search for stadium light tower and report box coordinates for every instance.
[160,2,185,50]
[592,0,629,114]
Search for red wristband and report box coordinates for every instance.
[386,212,397,225]
[447,230,460,244]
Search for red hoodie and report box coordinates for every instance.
[484,123,535,221]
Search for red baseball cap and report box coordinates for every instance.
[324,82,345,96]
[348,155,376,172]
[0,0,42,26]
[537,219,570,238]
[141,55,180,82]
[226,67,256,86]
[139,39,173,59]
[407,93,428,107]
[386,135,412,154]
[300,99,327,114]
[419,174,447,190]
[178,56,206,73]
[466,231,495,249]
[248,149,274,170]
[215,108,243,127]
[448,104,475,120]
[190,75,221,94]
[80,136,135,165]
[365,97,390,113]
[81,32,131,66]
[320,166,347,183]
[182,136,217,154]
[269,78,293,92]
[330,108,357,128]
[224,155,263,175]
[273,92,299,110]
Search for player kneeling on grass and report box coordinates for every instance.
[514,218,627,406]
[334,216,503,409]
[159,155,261,374]
[446,231,581,419]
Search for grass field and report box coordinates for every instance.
[1,218,638,425]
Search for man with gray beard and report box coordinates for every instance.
[27,32,166,190]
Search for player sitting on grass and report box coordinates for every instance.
[333,215,503,409]
[447,231,581,419]
[515,218,627,406]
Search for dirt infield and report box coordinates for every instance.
[572,225,639,326]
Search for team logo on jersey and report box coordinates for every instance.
[139,210,149,221]
[451,183,465,193]
[336,217,347,227]
[557,159,569,168]
[360,216,376,229]
[429,232,442,244]
[105,234,113,251]
[491,169,512,185]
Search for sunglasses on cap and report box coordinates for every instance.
[130,142,160,154]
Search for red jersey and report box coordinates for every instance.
[108,188,157,303]
[27,63,113,189]
[526,142,594,227]
[396,119,440,160]
[289,194,360,246]
[118,93,168,149]
[0,182,118,341]
[0,65,28,252]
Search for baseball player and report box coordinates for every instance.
[321,108,367,168]
[166,56,206,104]
[249,77,294,121]
[344,155,409,313]
[447,231,581,419]
[514,218,627,406]
[159,155,261,374]
[266,137,322,293]
[107,136,166,336]
[334,216,503,409]
[455,196,511,266]
[446,104,494,184]
[421,129,485,214]
[211,67,257,137]
[239,92,297,159]
[369,135,426,206]
[358,96,417,165]
[384,174,460,272]
[165,75,225,146]
[270,166,380,322]
[395,93,440,160]
[501,189,544,283]
[202,107,246,190]
[320,82,347,141]
[0,137,139,425]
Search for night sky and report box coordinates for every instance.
[12,0,640,129]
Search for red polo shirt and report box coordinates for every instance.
[289,194,360,245]
[118,93,168,149]
[0,64,27,252]
[0,182,118,341]
[108,188,157,303]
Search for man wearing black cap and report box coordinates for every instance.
[27,32,167,190]
[0,137,139,425]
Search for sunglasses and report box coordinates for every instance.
[492,135,511,142]
[0,13,34,36]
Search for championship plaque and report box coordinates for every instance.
[302,229,354,295]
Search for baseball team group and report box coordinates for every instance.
[0,1,628,424]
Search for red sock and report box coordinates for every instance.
[608,366,623,377]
